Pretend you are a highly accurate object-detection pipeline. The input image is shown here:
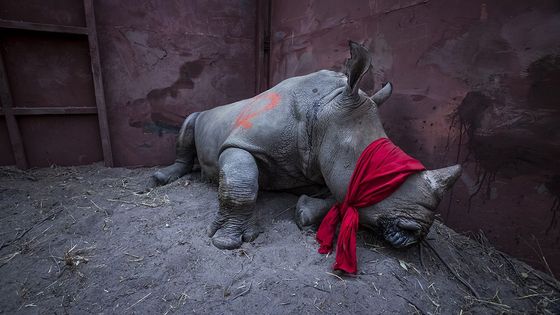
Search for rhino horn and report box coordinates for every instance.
[371,82,393,106]
[344,41,372,99]
[422,164,462,200]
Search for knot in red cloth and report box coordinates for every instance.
[316,138,425,274]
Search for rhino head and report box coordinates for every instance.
[311,41,461,248]
[359,165,461,247]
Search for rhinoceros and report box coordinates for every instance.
[152,41,461,250]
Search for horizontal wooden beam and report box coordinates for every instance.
[0,19,88,35]
[0,107,98,116]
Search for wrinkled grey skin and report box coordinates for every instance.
[153,42,462,251]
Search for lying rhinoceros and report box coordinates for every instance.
[153,42,461,250]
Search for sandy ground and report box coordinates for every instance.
[0,164,559,314]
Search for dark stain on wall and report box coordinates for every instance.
[545,175,560,233]
[453,54,560,200]
[528,54,560,110]
[127,60,206,136]
[94,0,257,166]
[526,55,560,233]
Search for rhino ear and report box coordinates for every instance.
[371,82,393,106]
[422,164,462,200]
[344,41,372,98]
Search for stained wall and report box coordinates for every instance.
[94,0,257,166]
[0,0,257,167]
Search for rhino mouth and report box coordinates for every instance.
[382,217,431,248]
[359,205,436,249]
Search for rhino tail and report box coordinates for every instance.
[175,111,200,166]
[152,112,200,186]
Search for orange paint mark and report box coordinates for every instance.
[235,92,281,129]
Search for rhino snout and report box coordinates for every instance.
[358,199,436,249]
[382,216,433,248]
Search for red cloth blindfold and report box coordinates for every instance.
[316,137,425,274]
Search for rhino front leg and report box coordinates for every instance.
[295,195,336,229]
[207,148,260,249]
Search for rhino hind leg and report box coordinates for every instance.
[152,112,200,186]
[207,148,260,250]
[295,195,335,230]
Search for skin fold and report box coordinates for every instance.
[152,42,461,250]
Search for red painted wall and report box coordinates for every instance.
[269,0,560,276]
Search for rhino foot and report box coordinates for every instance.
[207,212,259,249]
[295,195,335,230]
[152,161,190,186]
[208,147,260,250]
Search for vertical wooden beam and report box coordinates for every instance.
[0,48,28,169]
[255,0,271,94]
[84,0,114,167]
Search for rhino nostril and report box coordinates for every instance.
[397,219,422,231]
[385,229,399,242]
[395,235,407,246]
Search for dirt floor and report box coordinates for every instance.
[0,164,559,314]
